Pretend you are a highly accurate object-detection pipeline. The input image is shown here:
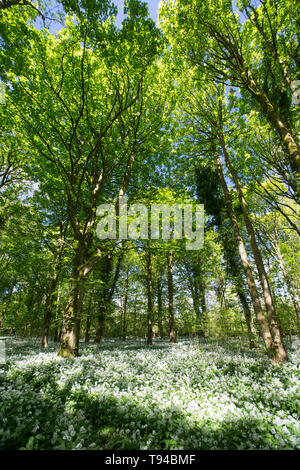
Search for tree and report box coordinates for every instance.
[8,1,168,357]
[162,62,287,360]
[159,0,300,183]
[195,162,256,347]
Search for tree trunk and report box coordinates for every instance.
[41,242,63,348]
[58,244,87,358]
[94,308,105,344]
[94,254,112,344]
[245,68,300,176]
[121,269,129,341]
[0,308,4,329]
[146,242,153,345]
[238,288,256,347]
[223,236,257,348]
[215,152,278,361]
[188,263,206,337]
[188,273,201,322]
[94,251,122,343]
[94,292,107,344]
[84,312,92,343]
[84,296,93,343]
[167,250,177,343]
[197,269,207,335]
[219,135,288,362]
[157,278,164,338]
[53,284,62,342]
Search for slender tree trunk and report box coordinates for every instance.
[230,261,256,348]
[41,242,63,348]
[53,284,62,342]
[215,152,278,361]
[121,269,129,341]
[198,270,207,335]
[84,296,93,343]
[94,306,107,344]
[219,135,288,362]
[167,251,177,343]
[0,308,4,329]
[132,293,138,335]
[94,293,108,344]
[237,288,256,347]
[217,277,226,311]
[32,294,45,337]
[157,278,164,338]
[157,275,165,339]
[223,237,257,348]
[0,284,14,329]
[94,251,122,343]
[189,264,206,336]
[188,274,201,321]
[146,242,153,345]
[94,254,112,344]
[198,278,206,315]
[94,272,108,344]
[84,312,92,343]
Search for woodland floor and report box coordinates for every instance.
[0,336,300,450]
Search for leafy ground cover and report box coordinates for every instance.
[0,337,299,450]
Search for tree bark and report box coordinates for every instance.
[53,283,62,342]
[58,244,88,358]
[167,250,177,343]
[157,278,164,338]
[94,306,105,343]
[220,222,257,347]
[227,254,256,348]
[188,262,206,336]
[215,152,278,361]
[219,135,288,362]
[198,269,207,335]
[41,242,63,348]
[84,296,93,343]
[94,250,122,343]
[245,69,300,176]
[146,242,153,345]
[121,269,129,341]
[0,0,43,16]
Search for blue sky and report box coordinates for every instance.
[43,0,162,34]
[114,0,161,21]
[144,0,161,20]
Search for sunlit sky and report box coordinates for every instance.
[118,0,161,21]
[43,1,242,35]
[41,0,162,35]
[111,0,161,26]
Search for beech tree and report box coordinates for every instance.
[7,1,170,357]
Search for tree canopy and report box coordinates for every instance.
[0,0,299,361]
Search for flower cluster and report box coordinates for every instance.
[0,337,299,449]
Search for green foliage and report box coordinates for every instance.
[0,2,299,448]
